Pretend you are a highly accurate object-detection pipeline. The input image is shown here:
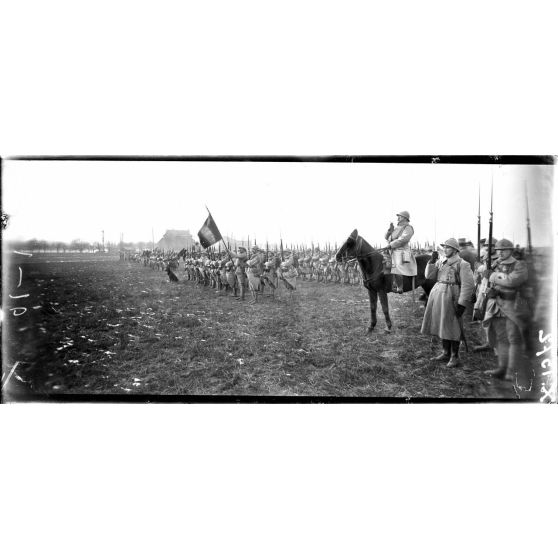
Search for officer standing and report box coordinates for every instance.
[482,239,529,381]
[421,238,475,368]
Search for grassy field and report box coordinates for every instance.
[2,252,544,401]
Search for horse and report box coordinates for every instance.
[336,229,435,333]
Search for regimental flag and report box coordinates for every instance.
[197,211,223,249]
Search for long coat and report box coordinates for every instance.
[385,223,417,276]
[421,254,475,341]
[482,255,528,342]
[246,252,265,290]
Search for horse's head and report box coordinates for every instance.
[336,229,359,262]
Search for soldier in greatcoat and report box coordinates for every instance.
[224,260,237,297]
[421,238,475,368]
[482,239,529,382]
[381,210,417,293]
[228,246,248,301]
[246,245,266,303]
[472,238,499,352]
[278,254,299,297]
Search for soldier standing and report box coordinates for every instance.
[229,246,248,301]
[246,245,266,304]
[472,238,499,352]
[421,238,475,368]
[482,239,529,382]
[381,210,416,293]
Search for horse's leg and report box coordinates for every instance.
[378,286,392,333]
[367,287,378,333]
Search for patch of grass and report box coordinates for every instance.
[2,254,541,399]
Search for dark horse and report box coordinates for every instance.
[336,230,435,333]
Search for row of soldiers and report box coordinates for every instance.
[177,245,372,303]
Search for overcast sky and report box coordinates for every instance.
[2,160,554,249]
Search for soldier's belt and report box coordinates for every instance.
[438,281,458,286]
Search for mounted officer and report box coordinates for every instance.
[381,210,417,293]
[482,238,529,382]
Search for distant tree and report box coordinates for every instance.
[70,238,85,253]
[28,238,40,252]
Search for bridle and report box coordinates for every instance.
[338,236,376,263]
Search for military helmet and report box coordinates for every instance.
[495,238,514,251]
[238,246,247,253]
[397,210,411,221]
[252,245,260,252]
[441,238,460,251]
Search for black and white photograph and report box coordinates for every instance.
[2,2,557,557]
[2,156,555,402]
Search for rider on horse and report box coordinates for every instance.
[380,210,417,294]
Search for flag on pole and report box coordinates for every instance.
[197,209,223,249]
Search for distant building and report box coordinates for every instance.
[156,230,195,251]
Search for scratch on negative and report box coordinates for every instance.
[2,362,20,389]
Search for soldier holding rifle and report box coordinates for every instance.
[482,239,529,381]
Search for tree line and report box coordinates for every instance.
[5,238,153,253]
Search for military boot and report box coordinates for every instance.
[392,274,404,294]
[505,344,524,383]
[431,340,451,362]
[447,341,461,368]
[484,342,509,379]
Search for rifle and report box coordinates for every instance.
[477,183,481,262]
[280,238,284,262]
[473,178,494,322]
[525,181,533,258]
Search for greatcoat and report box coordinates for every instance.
[385,222,417,276]
[421,254,475,341]
[246,252,265,290]
[482,255,528,344]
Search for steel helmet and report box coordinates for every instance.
[397,211,411,221]
[441,238,460,251]
[495,239,514,250]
